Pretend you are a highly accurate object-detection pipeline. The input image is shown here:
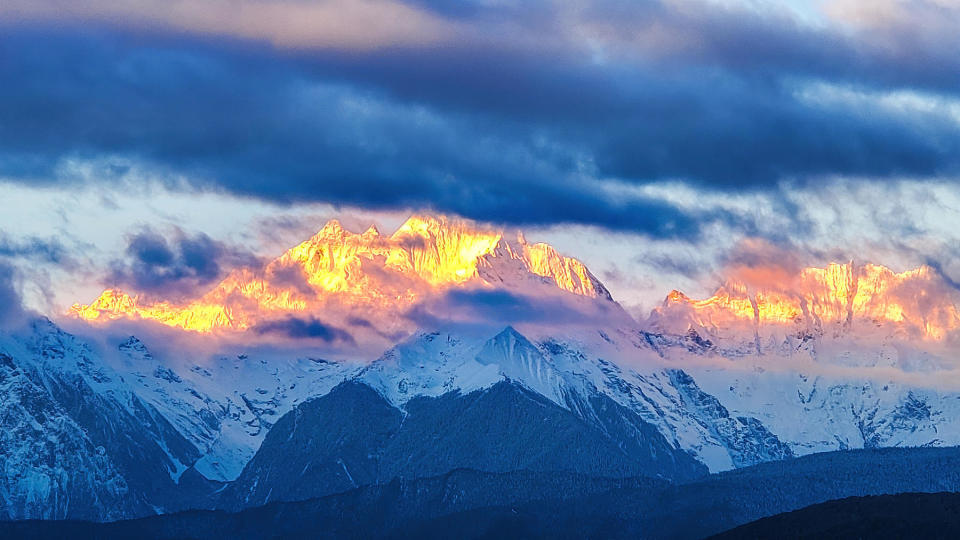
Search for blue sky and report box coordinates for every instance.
[1,0,960,317]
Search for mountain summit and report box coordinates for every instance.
[71,215,612,333]
[648,261,960,342]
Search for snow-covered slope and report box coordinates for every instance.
[107,336,357,482]
[0,349,134,520]
[0,316,359,519]
[0,320,205,519]
[633,259,960,464]
[354,310,960,474]
[358,325,792,472]
[687,364,960,456]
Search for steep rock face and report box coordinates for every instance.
[221,379,706,509]
[637,260,960,463]
[114,336,223,464]
[0,351,137,520]
[18,322,199,505]
[536,339,793,472]
[12,206,960,527]
[665,369,793,467]
[222,381,403,509]
[475,327,568,405]
[0,328,203,521]
[57,214,960,486]
[0,320,202,520]
[4,314,958,523]
[71,215,611,333]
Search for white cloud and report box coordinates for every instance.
[795,81,960,126]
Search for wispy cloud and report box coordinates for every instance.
[0,234,73,266]
[0,261,27,329]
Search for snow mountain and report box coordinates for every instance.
[108,335,355,482]
[71,215,613,335]
[6,215,960,520]
[648,261,960,346]
[0,320,197,520]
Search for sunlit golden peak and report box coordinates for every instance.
[665,290,689,304]
[390,213,492,240]
[316,218,347,238]
[393,213,442,235]
[71,213,611,333]
[652,260,960,341]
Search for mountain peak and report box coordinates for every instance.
[317,218,346,236]
[492,325,526,344]
[393,214,460,238]
[649,260,960,341]
[71,213,612,334]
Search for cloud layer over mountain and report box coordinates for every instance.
[1,0,959,238]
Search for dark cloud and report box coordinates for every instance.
[439,290,553,322]
[109,227,259,297]
[0,234,73,266]
[253,316,355,343]
[0,262,27,329]
[0,27,707,237]
[268,264,315,297]
[924,258,960,292]
[126,231,175,267]
[721,238,807,273]
[346,316,375,329]
[1,1,959,237]
[640,251,706,280]
[407,288,626,328]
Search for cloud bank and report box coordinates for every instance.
[0,0,958,240]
